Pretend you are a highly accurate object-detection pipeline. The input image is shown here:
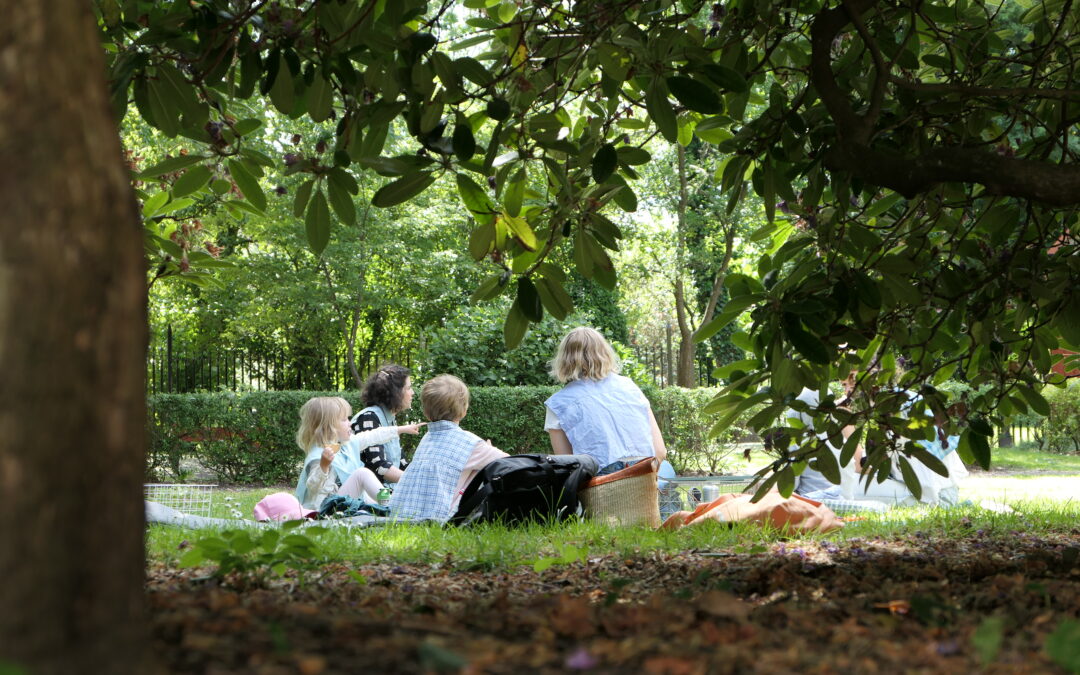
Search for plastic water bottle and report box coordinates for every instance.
[376,487,391,506]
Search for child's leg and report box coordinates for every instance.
[339,467,382,502]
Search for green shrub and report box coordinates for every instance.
[148,386,762,484]
[1042,381,1080,454]
[650,387,753,474]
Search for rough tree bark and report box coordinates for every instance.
[0,2,149,673]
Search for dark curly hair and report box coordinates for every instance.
[360,364,412,413]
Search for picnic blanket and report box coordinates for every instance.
[145,501,392,529]
[660,490,845,533]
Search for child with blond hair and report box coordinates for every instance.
[294,396,423,511]
[390,375,507,522]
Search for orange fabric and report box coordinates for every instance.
[583,457,658,488]
[660,489,844,533]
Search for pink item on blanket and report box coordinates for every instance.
[253,492,316,522]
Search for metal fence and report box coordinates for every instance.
[147,329,414,394]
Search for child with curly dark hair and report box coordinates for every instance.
[349,364,415,488]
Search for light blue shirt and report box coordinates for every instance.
[390,420,480,522]
[545,374,655,468]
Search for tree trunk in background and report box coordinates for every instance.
[0,2,149,673]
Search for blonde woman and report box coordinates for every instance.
[545,327,666,470]
[294,396,423,511]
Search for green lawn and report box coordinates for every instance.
[982,445,1080,473]
[144,446,1080,571]
[146,489,1080,572]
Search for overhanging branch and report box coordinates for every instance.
[810,0,1080,206]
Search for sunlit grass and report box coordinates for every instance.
[985,446,1080,473]
[146,489,1080,572]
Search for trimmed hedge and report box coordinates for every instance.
[148,386,755,485]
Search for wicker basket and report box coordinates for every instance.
[579,458,661,527]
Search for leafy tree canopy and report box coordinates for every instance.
[96,0,1080,494]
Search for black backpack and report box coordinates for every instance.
[449,454,599,526]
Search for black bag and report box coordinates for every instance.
[449,454,599,526]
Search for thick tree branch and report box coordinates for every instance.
[888,76,1080,101]
[811,0,1080,206]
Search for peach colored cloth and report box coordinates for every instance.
[660,489,844,533]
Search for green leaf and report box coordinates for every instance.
[694,295,759,342]
[138,154,208,178]
[456,174,495,224]
[227,159,266,212]
[897,455,923,501]
[452,123,476,161]
[307,70,334,123]
[371,172,436,207]
[591,143,617,184]
[468,223,495,260]
[268,52,294,114]
[700,64,748,92]
[326,179,356,226]
[969,416,993,437]
[293,180,315,218]
[233,118,262,136]
[486,97,511,121]
[1017,386,1051,417]
[171,165,211,198]
[503,300,529,348]
[502,213,538,251]
[535,276,574,320]
[646,79,678,143]
[1057,297,1080,347]
[141,191,169,218]
[454,57,492,85]
[327,167,359,195]
[305,189,331,255]
[776,465,795,498]
[782,313,831,364]
[814,445,841,485]
[516,278,543,322]
[839,427,863,468]
[666,76,722,114]
[505,169,526,217]
[965,429,991,470]
[470,274,506,303]
[908,443,953,477]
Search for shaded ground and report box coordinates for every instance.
[148,529,1080,674]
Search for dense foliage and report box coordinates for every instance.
[148,385,751,484]
[1040,382,1080,454]
[98,0,1080,496]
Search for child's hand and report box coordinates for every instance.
[398,423,425,435]
[319,443,340,471]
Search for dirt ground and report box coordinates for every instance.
[147,528,1080,674]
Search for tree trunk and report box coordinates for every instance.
[0,3,149,673]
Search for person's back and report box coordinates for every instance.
[546,374,654,468]
[390,375,507,522]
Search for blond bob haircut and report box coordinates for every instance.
[421,375,470,422]
[550,327,621,384]
[296,396,351,452]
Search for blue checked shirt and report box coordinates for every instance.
[389,420,482,522]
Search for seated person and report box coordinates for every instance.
[349,364,414,488]
[294,396,422,511]
[390,375,508,522]
[544,327,667,470]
